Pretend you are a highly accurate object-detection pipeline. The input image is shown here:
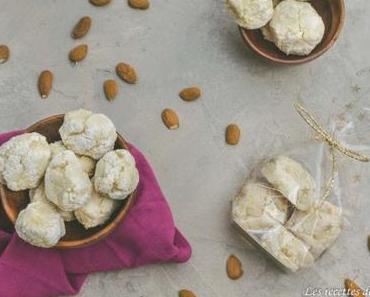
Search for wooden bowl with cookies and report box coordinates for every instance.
[0,113,137,249]
[236,0,345,64]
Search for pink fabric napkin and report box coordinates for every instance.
[0,130,192,297]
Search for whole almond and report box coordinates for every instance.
[344,279,365,297]
[72,16,92,39]
[225,124,240,145]
[161,108,179,130]
[89,0,111,6]
[69,44,88,63]
[178,289,196,297]
[116,62,137,84]
[0,45,10,64]
[38,70,53,99]
[104,79,119,101]
[179,87,201,102]
[128,0,150,9]
[226,255,243,280]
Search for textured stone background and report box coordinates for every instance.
[0,0,370,296]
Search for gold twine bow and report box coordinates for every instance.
[294,103,369,202]
[294,103,370,163]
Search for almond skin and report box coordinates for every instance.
[72,16,92,39]
[104,79,119,101]
[161,108,179,130]
[89,0,111,6]
[225,124,240,145]
[38,70,53,99]
[178,289,196,297]
[226,255,243,280]
[69,44,88,63]
[128,0,150,9]
[116,62,138,84]
[0,45,10,64]
[179,87,201,102]
[344,279,365,297]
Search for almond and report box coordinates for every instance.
[89,0,111,6]
[161,108,179,130]
[128,0,150,9]
[226,255,243,280]
[72,16,92,39]
[178,289,196,297]
[104,79,119,101]
[116,62,138,84]
[38,70,53,99]
[179,87,201,102]
[225,124,240,145]
[69,44,88,63]
[344,279,365,297]
[0,45,10,64]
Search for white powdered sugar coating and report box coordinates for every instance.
[59,109,117,160]
[0,132,51,191]
[45,150,92,211]
[94,149,139,200]
[15,201,66,248]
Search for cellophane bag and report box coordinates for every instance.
[231,104,368,272]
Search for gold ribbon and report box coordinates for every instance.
[294,103,369,202]
[294,103,369,162]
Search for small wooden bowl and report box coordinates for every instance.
[239,0,345,65]
[0,114,136,249]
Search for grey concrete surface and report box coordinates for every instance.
[1,0,370,296]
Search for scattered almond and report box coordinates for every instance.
[89,0,111,6]
[69,44,88,63]
[226,255,243,280]
[0,45,10,64]
[178,289,196,297]
[116,62,138,84]
[225,124,240,145]
[38,70,53,99]
[161,108,179,130]
[72,16,92,39]
[344,279,365,297]
[179,87,201,102]
[128,0,150,9]
[104,79,119,101]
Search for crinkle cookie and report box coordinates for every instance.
[30,181,75,222]
[45,150,92,211]
[268,0,325,55]
[94,149,139,200]
[15,201,65,248]
[261,156,315,211]
[286,201,343,257]
[226,0,273,29]
[261,226,314,271]
[50,141,96,177]
[0,132,51,191]
[75,182,120,229]
[59,109,117,160]
[232,182,290,231]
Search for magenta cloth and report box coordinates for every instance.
[0,130,192,297]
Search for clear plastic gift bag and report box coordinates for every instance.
[231,103,369,272]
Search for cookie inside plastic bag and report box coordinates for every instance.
[231,104,369,272]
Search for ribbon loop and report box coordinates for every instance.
[294,103,370,163]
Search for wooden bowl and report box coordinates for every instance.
[239,0,345,65]
[0,114,136,249]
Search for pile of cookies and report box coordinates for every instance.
[226,0,325,56]
[0,109,139,248]
[232,156,343,271]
